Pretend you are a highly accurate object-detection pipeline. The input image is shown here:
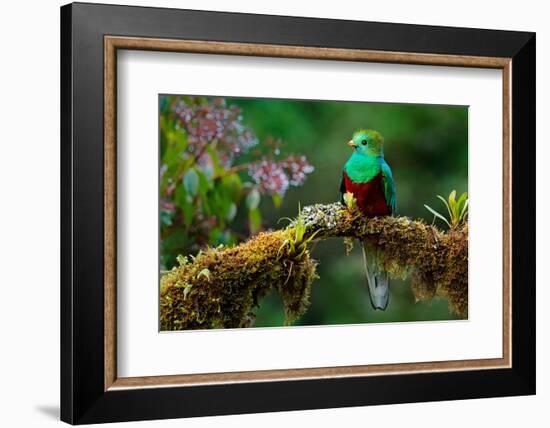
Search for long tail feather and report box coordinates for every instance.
[361,241,390,310]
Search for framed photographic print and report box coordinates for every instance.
[60,2,536,424]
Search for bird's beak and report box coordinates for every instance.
[347,140,357,148]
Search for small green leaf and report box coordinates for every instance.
[246,189,261,210]
[436,195,453,219]
[225,202,237,223]
[424,204,451,228]
[448,190,457,206]
[457,191,468,209]
[295,222,305,243]
[277,216,293,225]
[197,268,211,281]
[222,174,243,201]
[196,168,212,194]
[272,193,283,209]
[343,191,357,209]
[183,169,199,196]
[202,163,214,181]
[305,229,321,244]
[460,199,469,221]
[453,192,467,223]
[160,210,173,227]
[183,283,193,300]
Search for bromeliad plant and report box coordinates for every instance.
[160,96,314,269]
[278,206,321,261]
[424,190,468,229]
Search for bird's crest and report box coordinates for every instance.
[353,129,384,144]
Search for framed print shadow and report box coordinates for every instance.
[60,2,535,425]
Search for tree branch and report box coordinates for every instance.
[160,202,467,331]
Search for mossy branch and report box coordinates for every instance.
[160,202,467,331]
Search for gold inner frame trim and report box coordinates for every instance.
[104,35,512,391]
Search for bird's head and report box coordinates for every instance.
[348,129,384,157]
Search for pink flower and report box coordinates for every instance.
[248,159,290,196]
[248,155,314,196]
[170,96,314,197]
[280,155,315,186]
[173,97,258,167]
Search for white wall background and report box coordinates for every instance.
[0,1,545,427]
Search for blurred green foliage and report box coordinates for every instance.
[161,94,468,327]
[159,95,314,270]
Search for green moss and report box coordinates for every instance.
[327,206,467,316]
[161,202,468,331]
[160,229,318,331]
[299,203,468,316]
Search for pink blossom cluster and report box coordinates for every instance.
[280,155,315,186]
[248,155,314,196]
[173,97,258,166]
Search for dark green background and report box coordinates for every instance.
[226,96,468,326]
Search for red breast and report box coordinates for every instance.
[343,171,391,217]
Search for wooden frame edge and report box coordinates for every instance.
[110,357,508,390]
[104,37,117,390]
[103,35,512,391]
[106,36,511,68]
[502,61,513,369]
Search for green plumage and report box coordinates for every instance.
[344,152,396,214]
[343,129,396,215]
[341,129,396,310]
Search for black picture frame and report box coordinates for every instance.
[61,2,535,424]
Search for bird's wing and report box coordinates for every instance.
[381,161,396,214]
[339,170,347,203]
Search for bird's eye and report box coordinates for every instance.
[361,140,368,146]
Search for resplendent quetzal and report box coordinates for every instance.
[340,129,396,310]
